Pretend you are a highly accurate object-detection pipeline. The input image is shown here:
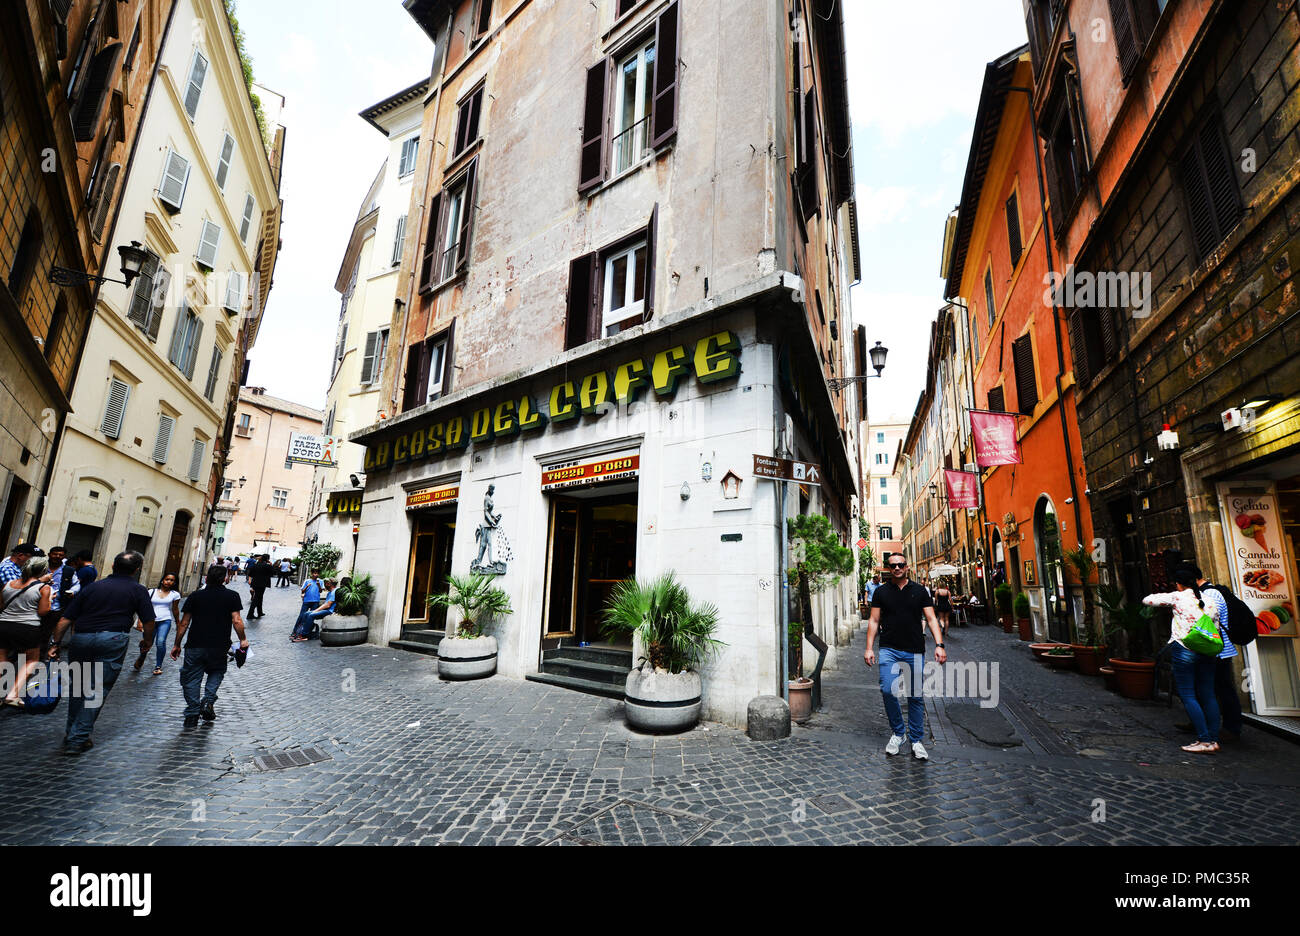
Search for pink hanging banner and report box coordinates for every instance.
[970,410,1023,467]
[944,469,980,509]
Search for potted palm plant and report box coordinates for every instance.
[427,573,513,680]
[1098,582,1156,699]
[995,583,1014,632]
[600,572,725,733]
[1014,591,1033,641]
[320,573,375,646]
[1063,545,1105,675]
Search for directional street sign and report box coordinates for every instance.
[752,454,822,485]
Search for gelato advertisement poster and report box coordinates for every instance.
[1216,482,1297,637]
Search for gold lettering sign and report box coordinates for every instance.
[493,399,518,437]
[470,407,493,443]
[405,485,459,511]
[550,381,576,423]
[579,371,611,413]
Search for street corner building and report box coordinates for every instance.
[347,0,866,727]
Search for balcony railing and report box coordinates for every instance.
[611,115,651,176]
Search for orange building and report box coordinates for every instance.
[943,46,1094,643]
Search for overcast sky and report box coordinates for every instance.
[237,1,1029,422]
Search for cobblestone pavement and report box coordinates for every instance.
[0,583,1296,845]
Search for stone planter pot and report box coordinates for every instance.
[1109,658,1155,699]
[1099,665,1118,692]
[624,667,701,733]
[1017,617,1033,641]
[437,634,497,680]
[320,613,368,647]
[788,677,814,724]
[1030,642,1068,660]
[1071,645,1106,676]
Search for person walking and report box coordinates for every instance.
[0,556,54,708]
[133,573,182,676]
[49,551,155,755]
[1143,567,1221,754]
[865,574,881,608]
[934,580,953,636]
[864,555,947,759]
[295,570,323,638]
[171,564,248,726]
[247,554,274,619]
[277,557,292,587]
[1190,565,1244,742]
[0,543,41,586]
[292,578,337,642]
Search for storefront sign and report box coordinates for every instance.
[288,433,345,466]
[327,492,363,516]
[405,485,460,511]
[1216,482,1296,636]
[970,410,1022,467]
[363,331,742,473]
[541,455,640,491]
[944,469,979,509]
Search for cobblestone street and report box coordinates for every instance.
[1,582,1296,846]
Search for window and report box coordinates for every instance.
[222,271,244,313]
[7,212,42,303]
[875,453,889,465]
[471,0,493,41]
[1068,304,1118,386]
[878,524,893,540]
[1006,190,1022,267]
[425,337,448,403]
[101,377,130,438]
[239,193,257,243]
[271,488,288,509]
[566,208,657,348]
[183,49,207,120]
[214,132,234,191]
[879,478,887,489]
[391,214,407,266]
[1180,109,1242,261]
[578,2,678,193]
[602,239,648,336]
[360,328,389,385]
[333,322,349,374]
[203,347,223,401]
[983,267,996,328]
[420,161,478,291]
[439,177,468,281]
[453,85,484,157]
[1012,334,1038,415]
[398,136,419,177]
[880,494,888,506]
[158,149,190,211]
[238,413,251,429]
[324,405,335,436]
[988,386,1006,413]
[196,220,221,269]
[876,431,884,443]
[1042,80,1089,238]
[188,439,205,482]
[124,17,142,72]
[401,326,454,411]
[221,480,233,501]
[1024,0,1054,77]
[1107,0,1162,82]
[615,0,639,18]
[71,39,123,141]
[167,303,203,379]
[153,413,175,463]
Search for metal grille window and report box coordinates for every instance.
[101,377,130,438]
[1012,334,1039,415]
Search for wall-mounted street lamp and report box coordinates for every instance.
[238,476,247,488]
[827,341,888,391]
[48,241,150,289]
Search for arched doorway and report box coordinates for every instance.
[164,511,191,581]
[1034,496,1069,641]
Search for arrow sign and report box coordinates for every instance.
[752,454,822,485]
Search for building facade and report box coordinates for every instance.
[860,420,907,565]
[304,81,429,561]
[1,0,173,552]
[34,0,281,590]
[351,0,862,726]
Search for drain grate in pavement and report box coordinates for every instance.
[252,746,332,772]
[808,793,857,815]
[548,800,713,846]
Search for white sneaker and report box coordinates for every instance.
[884,734,903,756]
[912,741,929,760]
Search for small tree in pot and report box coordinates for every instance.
[601,572,724,733]
[427,573,513,679]
[320,573,374,646]
[994,583,1014,632]
[1014,591,1033,641]
[1062,545,1105,674]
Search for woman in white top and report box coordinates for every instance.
[134,572,182,676]
[1143,567,1221,754]
[0,556,53,708]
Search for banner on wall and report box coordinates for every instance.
[970,410,1022,467]
[944,469,980,509]
[1216,482,1297,637]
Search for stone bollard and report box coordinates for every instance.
[747,695,791,741]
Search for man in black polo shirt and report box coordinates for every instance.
[171,564,248,726]
[247,554,274,619]
[50,550,155,755]
[864,554,947,759]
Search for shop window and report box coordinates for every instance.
[1179,108,1243,262]
[565,207,657,349]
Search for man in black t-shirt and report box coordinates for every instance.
[864,555,946,759]
[171,564,248,726]
[247,554,274,619]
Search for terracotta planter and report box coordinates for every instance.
[1109,658,1155,699]
[1044,651,1076,670]
[1099,665,1117,692]
[1000,614,1014,633]
[788,677,814,724]
[1030,642,1067,660]
[1071,645,1106,676]
[1017,617,1033,641]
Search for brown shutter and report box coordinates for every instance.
[1067,307,1091,386]
[456,158,477,272]
[1043,138,1066,242]
[565,253,596,350]
[1107,0,1140,80]
[1012,334,1038,415]
[799,92,818,220]
[442,319,457,396]
[1025,7,1043,77]
[90,162,120,239]
[579,60,608,193]
[72,41,124,141]
[987,386,1005,413]
[419,192,442,289]
[1100,306,1119,360]
[402,344,422,411]
[643,203,657,323]
[1005,191,1022,266]
[650,1,680,149]
[1200,116,1242,248]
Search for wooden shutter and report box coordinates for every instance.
[455,158,477,272]
[71,41,123,141]
[101,377,130,437]
[184,50,207,119]
[90,162,120,240]
[147,266,170,339]
[475,0,493,36]
[1107,0,1140,79]
[455,87,483,156]
[798,91,818,220]
[565,252,597,349]
[240,193,256,242]
[1025,6,1043,77]
[1012,334,1038,415]
[650,2,680,149]
[988,385,1005,413]
[197,220,221,268]
[443,319,457,396]
[419,192,442,289]
[402,344,422,411]
[579,59,609,193]
[188,439,205,482]
[1100,307,1119,360]
[1005,191,1022,267]
[1067,308,1091,386]
[391,214,406,266]
[167,306,188,366]
[204,348,222,400]
[128,254,159,329]
[184,316,204,379]
[223,271,243,311]
[153,413,175,462]
[643,203,658,323]
[158,150,189,210]
[215,133,234,190]
[360,331,379,384]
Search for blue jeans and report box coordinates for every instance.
[1171,643,1220,743]
[180,648,228,717]
[64,630,131,747]
[146,619,172,670]
[1214,656,1243,734]
[878,645,925,744]
[293,609,330,639]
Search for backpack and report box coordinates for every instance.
[21,662,61,714]
[1206,582,1256,647]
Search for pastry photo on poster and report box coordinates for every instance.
[1216,482,1297,637]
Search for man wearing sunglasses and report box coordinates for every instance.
[864,555,947,759]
